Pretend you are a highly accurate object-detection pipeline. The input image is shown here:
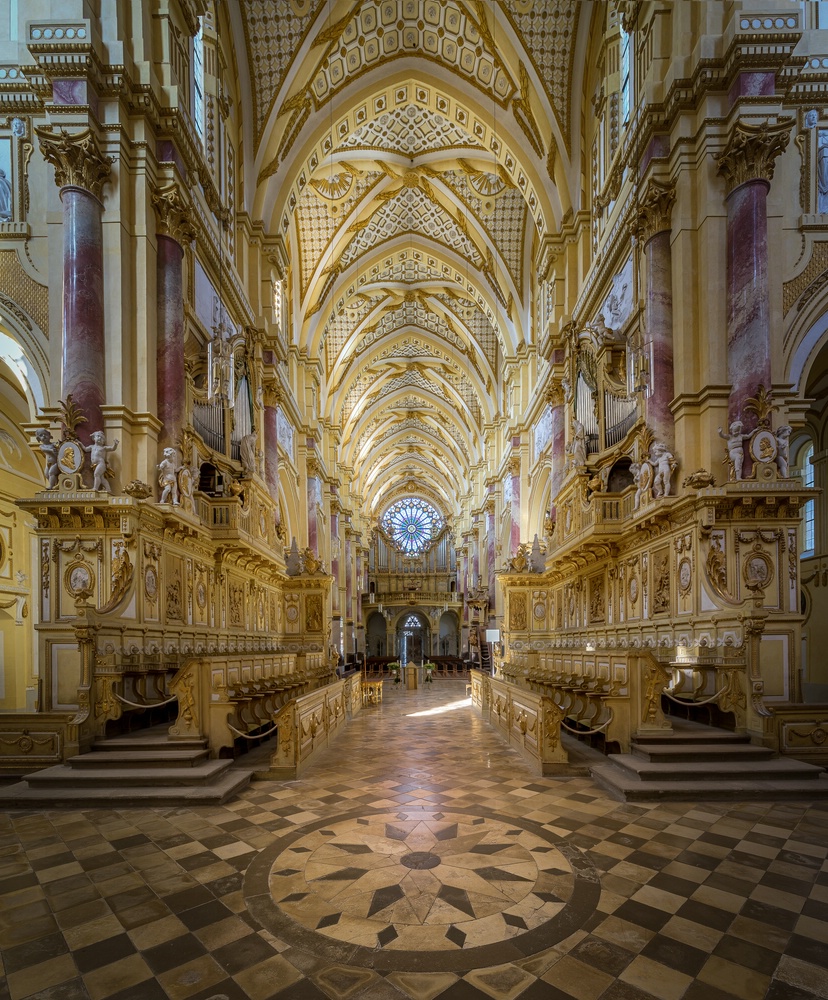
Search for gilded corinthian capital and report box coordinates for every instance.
[152,185,197,246]
[636,179,676,244]
[35,126,111,200]
[715,119,794,195]
[262,380,282,408]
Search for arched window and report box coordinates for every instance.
[381,497,444,554]
[797,441,815,554]
[620,25,632,125]
[192,18,205,144]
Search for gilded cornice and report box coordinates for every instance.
[715,119,794,195]
[152,185,197,246]
[35,126,111,200]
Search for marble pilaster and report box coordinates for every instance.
[548,380,566,509]
[36,127,111,441]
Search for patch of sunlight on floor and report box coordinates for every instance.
[406,698,472,717]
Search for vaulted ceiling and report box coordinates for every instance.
[231,0,589,520]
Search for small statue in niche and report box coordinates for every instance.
[157,448,180,505]
[82,431,119,492]
[718,421,750,481]
[177,464,196,513]
[35,428,59,489]
[818,130,828,214]
[775,425,792,478]
[651,442,677,497]
[630,461,652,510]
[239,431,259,478]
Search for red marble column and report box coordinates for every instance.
[645,228,674,444]
[636,180,676,447]
[345,529,353,638]
[726,179,770,425]
[509,452,520,556]
[486,498,496,609]
[307,450,320,555]
[61,185,106,440]
[36,127,112,442]
[153,186,196,449]
[330,496,340,616]
[262,386,280,501]
[715,120,792,426]
[156,235,185,447]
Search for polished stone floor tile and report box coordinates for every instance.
[1,683,827,999]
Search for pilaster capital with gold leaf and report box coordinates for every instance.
[152,184,197,247]
[262,380,282,409]
[715,119,794,196]
[307,456,320,480]
[507,455,521,477]
[637,179,676,244]
[484,497,496,516]
[35,126,112,200]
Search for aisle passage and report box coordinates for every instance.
[1,682,827,1000]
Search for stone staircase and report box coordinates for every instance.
[0,726,259,808]
[591,722,828,802]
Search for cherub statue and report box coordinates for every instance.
[775,425,792,478]
[157,447,180,505]
[651,442,677,498]
[35,428,59,488]
[82,431,118,492]
[718,421,750,481]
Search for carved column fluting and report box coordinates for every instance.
[508,453,521,557]
[262,382,281,504]
[715,120,792,425]
[638,180,676,448]
[153,186,197,448]
[36,127,111,440]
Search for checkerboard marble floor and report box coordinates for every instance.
[2,682,827,1000]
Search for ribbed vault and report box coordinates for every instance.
[237,0,585,521]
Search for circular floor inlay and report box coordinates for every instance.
[400,850,441,870]
[243,805,600,973]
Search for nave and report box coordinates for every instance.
[1,682,827,1000]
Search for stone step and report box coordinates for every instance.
[591,762,828,802]
[68,749,211,768]
[630,742,775,763]
[91,736,208,752]
[607,753,823,783]
[0,767,252,808]
[25,759,234,788]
